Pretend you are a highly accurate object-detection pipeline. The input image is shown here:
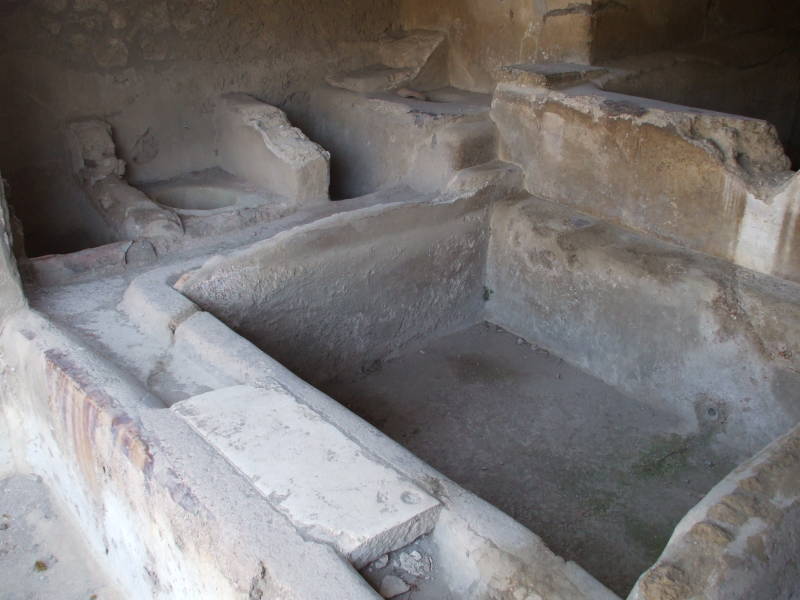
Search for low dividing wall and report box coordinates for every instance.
[307,87,494,198]
[0,174,26,322]
[177,189,493,384]
[0,311,378,599]
[491,83,800,284]
[486,196,800,460]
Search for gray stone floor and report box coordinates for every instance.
[0,474,120,600]
[323,322,737,596]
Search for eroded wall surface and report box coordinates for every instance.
[0,0,398,255]
[398,0,592,92]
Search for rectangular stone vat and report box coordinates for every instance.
[175,178,800,595]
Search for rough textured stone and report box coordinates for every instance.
[326,29,447,94]
[307,86,491,198]
[176,192,491,384]
[631,423,800,600]
[399,0,592,91]
[173,385,441,568]
[216,93,330,204]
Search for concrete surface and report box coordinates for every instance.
[326,30,448,94]
[20,185,619,600]
[631,420,800,600]
[173,385,441,568]
[0,473,121,600]
[323,322,738,596]
[142,168,299,238]
[1,309,383,600]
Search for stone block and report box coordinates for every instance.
[172,385,441,567]
[216,93,330,204]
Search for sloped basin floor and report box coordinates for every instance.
[321,322,737,596]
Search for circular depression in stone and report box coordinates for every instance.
[149,185,240,211]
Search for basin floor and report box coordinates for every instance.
[0,474,120,600]
[322,322,737,596]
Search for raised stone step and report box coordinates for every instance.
[172,385,441,568]
[498,62,608,88]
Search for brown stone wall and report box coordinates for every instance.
[398,0,592,93]
[591,0,706,61]
[591,0,800,62]
[0,0,399,255]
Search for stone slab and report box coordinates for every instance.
[497,62,607,88]
[172,385,441,567]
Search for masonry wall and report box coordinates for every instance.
[591,0,707,61]
[0,0,399,256]
[486,196,800,459]
[398,0,592,93]
[591,0,800,61]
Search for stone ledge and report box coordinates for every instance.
[172,384,442,568]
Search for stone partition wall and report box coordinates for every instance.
[491,82,800,283]
[398,0,592,92]
[176,189,493,385]
[486,196,800,460]
[631,421,800,600]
